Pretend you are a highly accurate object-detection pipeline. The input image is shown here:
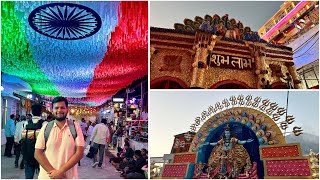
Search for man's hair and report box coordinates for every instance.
[124,142,130,147]
[52,96,68,108]
[10,114,15,119]
[26,114,32,117]
[81,118,85,121]
[20,115,26,121]
[101,118,107,124]
[31,103,42,116]
[141,148,148,154]
[134,150,142,157]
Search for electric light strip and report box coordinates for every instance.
[262,1,306,40]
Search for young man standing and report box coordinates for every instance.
[34,96,84,179]
[14,115,27,169]
[22,103,45,179]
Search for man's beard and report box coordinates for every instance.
[54,113,67,121]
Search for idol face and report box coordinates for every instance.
[266,132,271,138]
[225,130,230,139]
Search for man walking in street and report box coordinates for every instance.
[34,96,84,179]
[4,114,15,157]
[90,118,110,169]
[80,118,88,141]
[14,115,27,169]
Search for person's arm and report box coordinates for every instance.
[209,142,218,146]
[237,139,254,145]
[10,121,15,137]
[34,148,56,172]
[202,142,217,146]
[90,125,98,143]
[141,165,148,171]
[34,124,57,175]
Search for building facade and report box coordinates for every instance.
[258,1,318,44]
[258,1,319,89]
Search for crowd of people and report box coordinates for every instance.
[81,116,148,178]
[5,105,46,178]
[109,138,148,178]
[4,96,148,179]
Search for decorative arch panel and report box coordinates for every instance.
[189,107,285,153]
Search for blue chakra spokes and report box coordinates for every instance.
[28,3,102,40]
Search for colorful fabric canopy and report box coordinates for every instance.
[1,1,148,106]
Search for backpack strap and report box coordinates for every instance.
[44,121,55,144]
[67,120,77,141]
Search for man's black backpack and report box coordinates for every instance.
[21,119,44,167]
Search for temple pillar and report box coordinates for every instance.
[190,31,212,88]
[252,43,268,89]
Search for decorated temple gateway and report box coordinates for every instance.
[158,95,317,179]
[150,14,303,89]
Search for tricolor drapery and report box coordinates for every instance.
[1,1,148,106]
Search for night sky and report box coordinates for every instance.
[151,1,284,31]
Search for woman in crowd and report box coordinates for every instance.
[141,148,148,160]
[106,122,113,148]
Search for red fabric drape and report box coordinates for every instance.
[86,1,148,105]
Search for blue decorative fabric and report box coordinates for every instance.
[14,1,120,99]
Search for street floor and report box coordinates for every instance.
[1,145,123,179]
